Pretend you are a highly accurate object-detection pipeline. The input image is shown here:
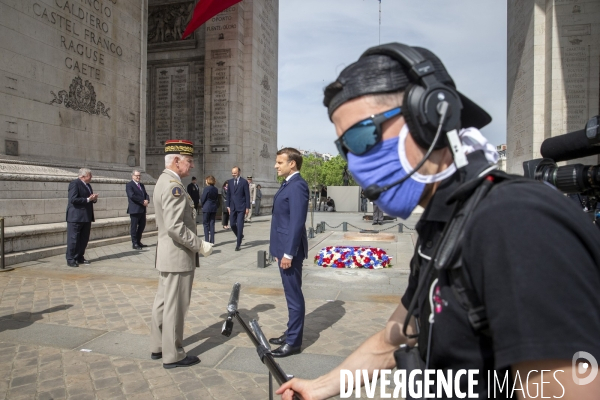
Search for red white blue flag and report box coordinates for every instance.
[182,0,243,39]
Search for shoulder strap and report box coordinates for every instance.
[403,170,525,338]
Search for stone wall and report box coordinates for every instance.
[0,0,151,260]
[507,0,600,174]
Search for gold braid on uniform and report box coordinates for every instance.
[165,145,193,156]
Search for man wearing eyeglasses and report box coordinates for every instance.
[277,43,600,399]
[126,170,150,250]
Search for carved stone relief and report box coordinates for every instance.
[148,2,194,43]
[49,76,111,118]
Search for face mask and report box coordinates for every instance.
[347,137,425,219]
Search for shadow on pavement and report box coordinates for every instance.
[0,305,73,333]
[302,300,346,350]
[242,239,270,249]
[184,303,275,357]
[92,250,146,262]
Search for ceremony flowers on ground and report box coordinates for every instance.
[314,246,392,269]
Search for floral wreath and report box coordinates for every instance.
[314,246,392,269]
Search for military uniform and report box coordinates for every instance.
[150,141,212,365]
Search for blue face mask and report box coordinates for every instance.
[347,137,425,219]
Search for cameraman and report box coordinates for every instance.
[278,43,600,399]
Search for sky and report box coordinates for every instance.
[277,1,507,156]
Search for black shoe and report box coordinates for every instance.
[151,352,162,360]
[163,355,200,369]
[271,343,301,358]
[372,222,378,225]
[242,235,245,240]
[132,244,142,250]
[77,259,91,265]
[268,335,286,346]
[138,243,148,248]
[235,246,240,251]
[67,261,79,268]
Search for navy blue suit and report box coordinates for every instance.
[201,185,219,244]
[126,180,150,246]
[269,173,309,347]
[66,178,96,263]
[226,177,250,248]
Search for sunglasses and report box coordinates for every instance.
[334,107,402,160]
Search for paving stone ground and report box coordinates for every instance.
[0,212,420,399]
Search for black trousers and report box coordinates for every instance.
[203,212,216,244]
[230,210,245,247]
[222,210,229,227]
[130,213,146,245]
[66,221,91,262]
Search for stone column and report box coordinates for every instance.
[507,0,600,174]
[203,0,278,193]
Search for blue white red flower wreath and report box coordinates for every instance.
[314,246,392,269]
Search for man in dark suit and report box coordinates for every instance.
[126,170,150,249]
[268,148,309,358]
[186,177,200,214]
[226,167,250,251]
[66,168,98,267]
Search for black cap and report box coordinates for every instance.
[324,44,491,129]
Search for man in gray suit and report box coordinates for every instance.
[150,140,213,369]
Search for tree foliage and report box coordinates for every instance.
[299,155,324,190]
[299,154,357,188]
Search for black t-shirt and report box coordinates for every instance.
[401,152,600,398]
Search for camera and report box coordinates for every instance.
[523,115,600,219]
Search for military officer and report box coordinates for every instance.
[150,139,213,369]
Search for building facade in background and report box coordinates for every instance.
[507,0,599,174]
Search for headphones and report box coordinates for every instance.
[360,43,463,150]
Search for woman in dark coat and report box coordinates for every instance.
[201,175,219,244]
[221,181,229,229]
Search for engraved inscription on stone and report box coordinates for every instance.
[171,69,189,137]
[49,76,111,118]
[194,64,205,153]
[148,2,194,43]
[562,45,589,126]
[256,0,277,148]
[210,67,229,151]
[156,70,171,144]
[154,67,189,145]
[206,5,238,34]
[561,24,591,37]
[211,49,232,59]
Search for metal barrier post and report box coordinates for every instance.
[257,251,267,268]
[343,222,348,232]
[0,218,4,270]
[398,224,403,233]
[0,218,12,271]
[320,221,325,232]
[308,227,315,239]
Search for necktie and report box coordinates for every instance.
[235,179,238,187]
[86,184,92,194]
[136,182,141,190]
